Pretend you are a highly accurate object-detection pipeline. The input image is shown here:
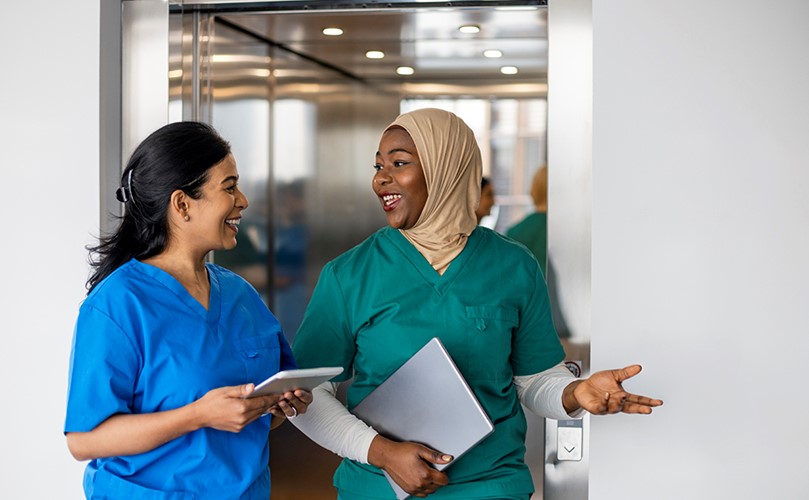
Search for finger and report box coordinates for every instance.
[419,447,453,466]
[605,391,628,414]
[624,393,664,407]
[282,391,308,407]
[621,394,664,414]
[293,389,313,404]
[614,364,642,383]
[277,400,299,419]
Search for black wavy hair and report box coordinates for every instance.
[86,121,231,293]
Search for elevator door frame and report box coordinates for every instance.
[105,2,591,499]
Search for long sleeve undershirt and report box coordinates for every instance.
[291,362,583,464]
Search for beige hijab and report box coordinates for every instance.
[386,108,482,275]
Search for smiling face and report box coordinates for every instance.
[185,154,249,252]
[372,127,429,230]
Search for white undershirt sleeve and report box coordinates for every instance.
[292,364,583,462]
[514,363,586,420]
[290,381,378,464]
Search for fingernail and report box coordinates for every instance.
[442,455,452,461]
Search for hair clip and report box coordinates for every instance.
[116,169,134,203]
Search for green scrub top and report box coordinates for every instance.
[293,226,564,499]
[506,211,548,278]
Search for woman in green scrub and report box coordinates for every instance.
[291,108,662,499]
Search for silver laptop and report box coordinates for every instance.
[352,337,494,499]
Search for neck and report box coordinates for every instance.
[143,248,209,292]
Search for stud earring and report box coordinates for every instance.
[184,215,190,222]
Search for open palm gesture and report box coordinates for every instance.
[565,365,663,415]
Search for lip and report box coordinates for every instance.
[378,192,402,212]
[225,217,241,233]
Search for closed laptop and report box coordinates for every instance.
[352,337,494,499]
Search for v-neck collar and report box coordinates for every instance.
[132,259,221,324]
[384,227,483,296]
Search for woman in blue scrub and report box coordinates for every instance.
[64,122,311,499]
[291,108,663,499]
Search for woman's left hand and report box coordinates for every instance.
[563,365,663,415]
[269,389,313,423]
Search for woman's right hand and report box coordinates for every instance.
[193,384,281,433]
[367,435,453,498]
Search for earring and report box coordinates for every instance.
[184,214,190,222]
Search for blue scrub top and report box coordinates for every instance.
[65,259,296,499]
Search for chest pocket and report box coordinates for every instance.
[233,334,281,384]
[465,305,519,381]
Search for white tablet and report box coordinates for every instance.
[246,367,344,398]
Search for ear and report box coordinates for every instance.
[169,189,189,221]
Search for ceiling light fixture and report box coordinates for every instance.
[483,49,503,58]
[365,50,385,59]
[322,27,343,36]
[396,66,415,76]
[500,66,519,75]
[459,25,481,34]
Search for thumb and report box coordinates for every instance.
[236,383,255,398]
[419,447,453,465]
[616,364,642,382]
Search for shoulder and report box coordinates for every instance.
[507,212,541,234]
[84,259,146,307]
[207,262,250,286]
[476,226,534,256]
[472,227,540,270]
[326,227,392,275]
[207,263,265,303]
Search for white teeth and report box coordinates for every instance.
[225,218,240,225]
[382,194,402,205]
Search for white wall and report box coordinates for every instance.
[590,1,809,498]
[0,1,98,497]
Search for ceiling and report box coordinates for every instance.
[218,6,548,86]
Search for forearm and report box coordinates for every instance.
[290,382,378,463]
[514,363,584,419]
[66,404,202,461]
[562,380,585,414]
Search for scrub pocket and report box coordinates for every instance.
[233,334,281,384]
[465,305,518,380]
[90,469,195,499]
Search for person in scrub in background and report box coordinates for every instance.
[290,108,662,500]
[475,176,495,224]
[507,165,549,277]
[64,121,311,499]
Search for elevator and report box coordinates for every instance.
[106,1,592,498]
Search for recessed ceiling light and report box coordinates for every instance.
[459,25,480,34]
[500,66,519,75]
[322,27,343,36]
[483,49,503,58]
[396,66,415,76]
[365,50,385,59]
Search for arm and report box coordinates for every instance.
[516,363,663,417]
[514,363,585,419]
[289,382,377,462]
[291,382,451,498]
[66,384,286,461]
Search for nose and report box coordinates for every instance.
[236,188,249,209]
[374,167,391,186]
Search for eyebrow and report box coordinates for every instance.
[220,175,239,184]
[377,148,413,156]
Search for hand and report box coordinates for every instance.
[564,365,663,415]
[268,389,313,421]
[193,384,281,432]
[367,436,452,498]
